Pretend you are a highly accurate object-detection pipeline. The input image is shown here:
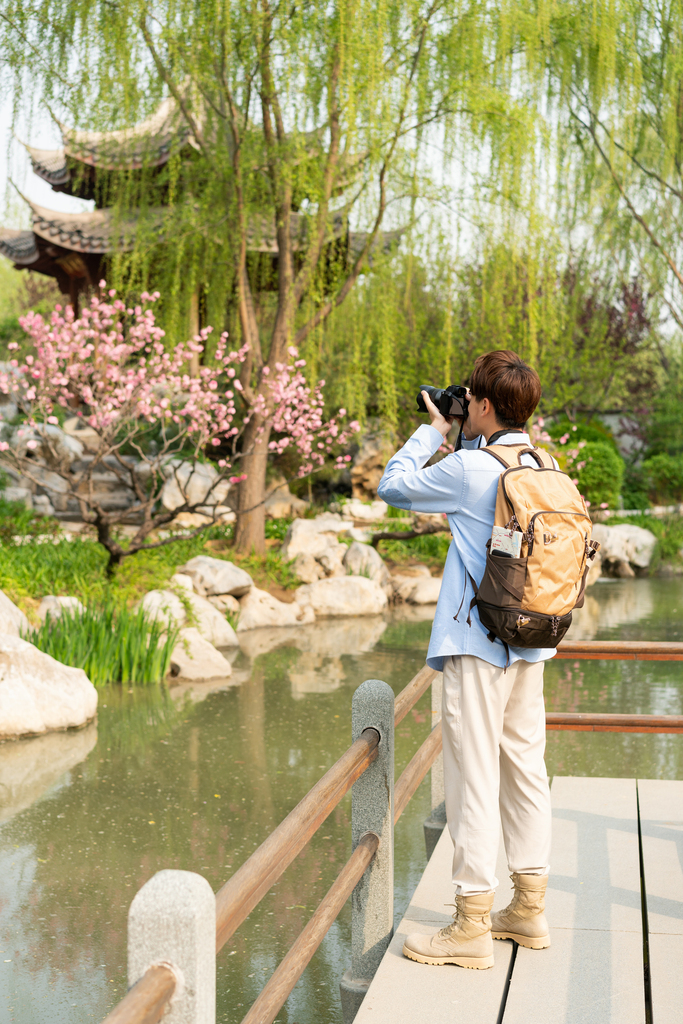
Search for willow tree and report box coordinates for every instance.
[546,1,683,348]
[1,0,562,552]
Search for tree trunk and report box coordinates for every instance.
[234,413,272,554]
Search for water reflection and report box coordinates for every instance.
[0,725,97,825]
[0,579,682,1024]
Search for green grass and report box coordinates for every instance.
[378,530,452,566]
[23,603,180,687]
[0,498,60,545]
[0,525,234,610]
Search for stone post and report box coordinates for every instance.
[423,671,447,859]
[128,869,216,1024]
[340,679,395,1024]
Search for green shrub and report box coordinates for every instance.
[576,442,625,508]
[641,453,683,504]
[549,417,619,452]
[23,603,180,687]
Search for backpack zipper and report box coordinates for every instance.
[524,509,591,556]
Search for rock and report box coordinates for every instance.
[346,526,373,543]
[0,723,97,824]
[0,590,28,636]
[318,542,348,577]
[591,524,657,575]
[33,494,54,516]
[392,574,442,604]
[63,415,101,453]
[350,429,395,500]
[161,460,230,512]
[293,553,325,584]
[37,595,85,622]
[169,627,233,682]
[136,589,187,628]
[265,476,309,519]
[10,423,83,466]
[343,541,390,585]
[207,594,241,616]
[236,587,315,631]
[178,555,253,597]
[294,576,388,617]
[0,634,97,739]
[334,498,388,521]
[1,485,32,508]
[280,515,351,560]
[171,508,235,529]
[182,591,239,648]
[171,573,194,592]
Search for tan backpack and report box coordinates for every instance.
[467,443,600,651]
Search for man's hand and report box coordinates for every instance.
[421,390,457,439]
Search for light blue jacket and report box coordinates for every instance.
[377,424,556,671]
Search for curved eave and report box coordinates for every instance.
[0,229,39,265]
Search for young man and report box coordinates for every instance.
[377,350,552,971]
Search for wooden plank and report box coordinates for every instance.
[353,825,513,1024]
[637,778,683,1024]
[502,777,645,1024]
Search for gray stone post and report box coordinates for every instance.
[340,679,395,1024]
[128,869,216,1024]
[423,671,447,859]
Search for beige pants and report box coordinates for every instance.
[442,654,552,895]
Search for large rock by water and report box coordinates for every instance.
[591,523,657,576]
[183,591,239,647]
[178,556,253,597]
[136,589,187,628]
[169,627,233,681]
[236,588,315,631]
[0,635,97,739]
[0,590,28,636]
[392,574,442,604]
[137,583,239,647]
[343,541,390,585]
[295,576,388,617]
[280,514,351,560]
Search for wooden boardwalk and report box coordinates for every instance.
[354,778,683,1023]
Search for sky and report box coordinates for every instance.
[0,96,94,228]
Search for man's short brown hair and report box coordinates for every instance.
[469,350,541,429]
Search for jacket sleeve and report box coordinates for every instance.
[377,424,466,513]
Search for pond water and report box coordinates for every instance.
[1,576,683,1024]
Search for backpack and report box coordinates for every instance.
[466,443,600,651]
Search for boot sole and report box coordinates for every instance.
[492,930,550,949]
[402,944,494,969]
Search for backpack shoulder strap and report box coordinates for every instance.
[481,443,526,469]
[514,446,555,468]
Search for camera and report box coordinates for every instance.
[416,384,470,419]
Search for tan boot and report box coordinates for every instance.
[402,892,494,969]
[491,873,550,949]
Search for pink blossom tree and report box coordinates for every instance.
[0,285,358,574]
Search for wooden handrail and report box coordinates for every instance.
[100,965,176,1024]
[394,726,442,824]
[239,832,380,1024]
[557,641,683,660]
[103,647,683,1024]
[546,712,683,732]
[394,664,438,725]
[215,726,380,951]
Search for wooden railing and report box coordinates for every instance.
[101,643,683,1024]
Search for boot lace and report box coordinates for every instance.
[438,896,464,938]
